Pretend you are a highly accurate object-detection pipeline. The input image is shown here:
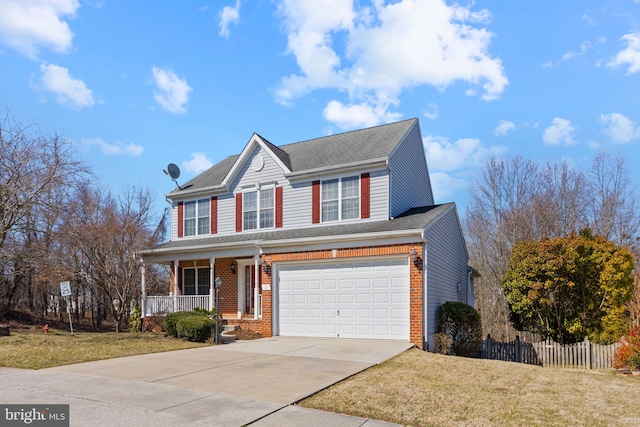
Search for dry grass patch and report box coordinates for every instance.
[301,348,640,427]
[0,327,207,369]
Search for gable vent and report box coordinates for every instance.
[252,155,264,172]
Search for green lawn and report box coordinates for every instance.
[0,327,207,369]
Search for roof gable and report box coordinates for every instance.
[220,134,292,188]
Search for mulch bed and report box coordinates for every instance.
[232,328,263,340]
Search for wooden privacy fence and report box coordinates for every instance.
[483,334,620,369]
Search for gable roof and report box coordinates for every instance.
[140,203,452,257]
[168,118,418,197]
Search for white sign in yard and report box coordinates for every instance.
[59,281,74,334]
[60,281,71,297]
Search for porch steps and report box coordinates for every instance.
[220,324,238,344]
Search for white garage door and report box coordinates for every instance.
[277,258,410,340]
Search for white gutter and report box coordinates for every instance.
[258,228,426,248]
[165,184,227,199]
[139,227,427,257]
[285,158,388,181]
[138,239,261,255]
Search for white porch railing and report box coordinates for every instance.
[176,295,210,312]
[143,295,210,317]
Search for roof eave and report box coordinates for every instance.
[138,239,262,257]
[259,228,426,248]
[165,184,228,199]
[286,158,389,181]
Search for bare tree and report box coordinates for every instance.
[60,185,159,331]
[534,161,588,238]
[0,110,87,317]
[588,153,640,250]
[465,156,541,340]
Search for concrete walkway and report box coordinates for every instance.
[0,337,414,426]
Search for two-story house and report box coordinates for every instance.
[138,118,472,351]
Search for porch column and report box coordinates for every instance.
[140,260,146,318]
[254,257,260,319]
[209,257,215,312]
[173,260,179,312]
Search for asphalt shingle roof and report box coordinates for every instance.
[142,203,451,254]
[171,118,417,194]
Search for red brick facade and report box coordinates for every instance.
[168,243,425,349]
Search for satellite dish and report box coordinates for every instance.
[167,163,180,180]
[163,163,183,190]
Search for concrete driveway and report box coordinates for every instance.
[0,337,413,426]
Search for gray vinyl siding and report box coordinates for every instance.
[423,205,469,351]
[388,123,434,218]
[170,202,177,241]
[217,193,236,234]
[232,146,287,190]
[369,169,389,221]
[283,181,312,228]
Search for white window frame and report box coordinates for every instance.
[321,175,360,223]
[243,186,275,231]
[183,198,210,237]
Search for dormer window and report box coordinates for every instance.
[184,199,210,236]
[243,188,274,230]
[321,175,360,222]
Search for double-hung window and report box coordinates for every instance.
[183,267,210,295]
[321,175,360,222]
[243,188,274,230]
[184,199,210,236]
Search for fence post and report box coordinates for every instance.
[515,336,521,363]
[585,337,591,369]
[486,334,492,359]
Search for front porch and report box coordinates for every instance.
[140,255,271,335]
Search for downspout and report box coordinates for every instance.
[210,257,215,312]
[254,255,260,320]
[173,260,179,312]
[421,230,428,351]
[467,266,473,307]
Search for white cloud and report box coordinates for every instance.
[151,67,192,114]
[608,33,640,75]
[599,113,640,144]
[561,40,590,61]
[323,100,402,130]
[39,63,94,109]
[424,136,507,172]
[219,0,240,38]
[182,153,213,173]
[81,137,144,156]
[429,172,469,201]
[494,119,516,136]
[423,135,506,201]
[275,0,507,128]
[423,103,439,120]
[543,118,576,146]
[0,0,79,59]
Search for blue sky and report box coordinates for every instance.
[1,0,639,220]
